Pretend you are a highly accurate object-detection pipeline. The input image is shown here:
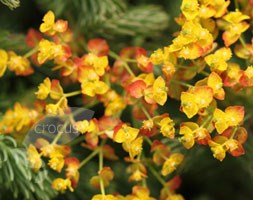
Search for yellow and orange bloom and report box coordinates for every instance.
[223,63,243,87]
[37,39,65,64]
[81,80,109,97]
[35,77,51,100]
[113,124,139,143]
[222,11,250,47]
[48,151,65,172]
[180,86,213,118]
[153,76,168,106]
[181,0,199,20]
[205,47,232,72]
[127,163,147,182]
[159,117,175,139]
[209,135,245,161]
[162,153,184,176]
[52,178,73,192]
[179,122,210,149]
[65,157,80,188]
[124,136,143,159]
[8,51,33,76]
[207,72,225,100]
[240,66,253,87]
[40,10,68,36]
[213,106,244,134]
[169,21,213,60]
[27,144,42,172]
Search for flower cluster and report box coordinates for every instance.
[0,0,253,199]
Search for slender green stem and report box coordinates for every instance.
[64,90,82,97]
[139,103,152,120]
[99,145,106,196]
[109,51,135,76]
[234,0,239,9]
[51,107,85,144]
[122,62,135,77]
[230,126,238,140]
[199,71,209,77]
[170,80,193,88]
[148,164,166,186]
[145,137,153,146]
[142,178,147,187]
[51,121,68,145]
[200,115,213,129]
[79,148,100,168]
[67,136,85,146]
[24,46,38,58]
[239,37,247,49]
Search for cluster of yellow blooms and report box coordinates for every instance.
[1,0,253,199]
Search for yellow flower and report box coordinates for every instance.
[180,86,213,118]
[0,49,8,77]
[213,106,245,134]
[159,117,175,139]
[40,10,68,35]
[37,39,64,64]
[205,47,232,72]
[48,151,65,172]
[74,120,90,134]
[153,76,168,106]
[113,124,139,143]
[181,0,199,20]
[37,39,53,64]
[81,80,109,97]
[84,53,109,76]
[161,153,184,176]
[8,51,33,76]
[104,97,126,117]
[40,10,55,35]
[27,144,42,172]
[179,124,195,149]
[127,136,144,159]
[180,92,198,119]
[52,178,73,192]
[208,136,228,161]
[169,21,213,59]
[222,11,250,47]
[35,77,51,100]
[150,48,164,65]
[207,72,225,100]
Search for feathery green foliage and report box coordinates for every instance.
[0,135,57,200]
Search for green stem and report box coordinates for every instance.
[79,148,100,168]
[234,0,239,9]
[99,145,106,196]
[64,90,82,97]
[199,71,209,77]
[145,137,153,146]
[239,37,247,49]
[24,46,38,58]
[51,121,68,145]
[148,164,166,186]
[200,115,213,129]
[109,51,135,76]
[230,126,238,140]
[139,103,152,120]
[51,107,85,144]
[170,80,193,88]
